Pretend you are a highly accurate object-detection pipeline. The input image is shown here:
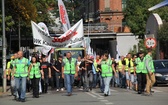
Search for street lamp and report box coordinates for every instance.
[2,0,7,93]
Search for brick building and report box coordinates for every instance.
[79,0,129,33]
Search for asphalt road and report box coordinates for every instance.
[0,85,168,105]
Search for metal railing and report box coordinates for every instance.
[49,23,124,33]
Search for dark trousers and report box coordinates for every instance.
[55,72,63,89]
[77,71,83,88]
[50,75,55,89]
[119,72,126,88]
[137,73,146,93]
[31,78,40,97]
[41,77,49,93]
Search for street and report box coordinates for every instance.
[0,85,168,105]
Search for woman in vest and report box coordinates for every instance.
[100,53,117,96]
[28,56,43,98]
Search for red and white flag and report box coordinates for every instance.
[31,19,84,48]
[58,0,71,32]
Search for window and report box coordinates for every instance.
[105,0,110,8]
[122,0,127,11]
[154,61,168,69]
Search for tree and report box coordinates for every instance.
[124,0,168,38]
[158,22,168,41]
[34,0,56,25]
[157,22,168,58]
[0,1,15,36]
[8,0,37,24]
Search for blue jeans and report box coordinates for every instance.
[103,76,112,95]
[115,72,120,86]
[96,72,104,92]
[64,74,74,93]
[81,71,87,89]
[11,78,17,96]
[15,77,27,99]
[93,73,97,88]
[86,71,93,89]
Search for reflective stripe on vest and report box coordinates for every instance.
[64,58,76,74]
[14,58,28,77]
[101,59,113,77]
[29,62,41,79]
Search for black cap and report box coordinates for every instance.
[139,51,144,54]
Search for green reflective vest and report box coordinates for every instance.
[63,58,76,74]
[10,59,16,68]
[6,61,11,75]
[118,60,123,72]
[135,57,147,74]
[94,60,99,72]
[101,59,113,77]
[14,57,29,77]
[29,62,41,79]
[145,54,155,73]
[125,59,134,71]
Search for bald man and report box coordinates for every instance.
[12,51,30,102]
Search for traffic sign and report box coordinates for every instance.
[144,38,157,48]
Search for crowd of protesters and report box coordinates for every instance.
[3,48,155,102]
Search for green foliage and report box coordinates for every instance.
[157,22,168,42]
[8,0,38,23]
[0,15,14,32]
[124,0,168,37]
[34,0,56,25]
[138,39,148,54]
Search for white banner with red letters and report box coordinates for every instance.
[31,19,84,48]
[58,0,71,32]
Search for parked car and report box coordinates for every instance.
[154,60,168,85]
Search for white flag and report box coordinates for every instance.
[87,45,92,55]
[58,0,71,32]
[31,19,84,48]
[38,22,50,36]
[93,51,96,59]
[108,53,111,60]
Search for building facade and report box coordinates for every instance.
[78,0,129,33]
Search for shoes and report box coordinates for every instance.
[61,88,64,91]
[104,94,108,97]
[138,91,142,94]
[79,88,83,91]
[15,97,20,102]
[35,96,39,98]
[56,89,59,92]
[67,93,72,96]
[150,90,154,93]
[20,99,26,102]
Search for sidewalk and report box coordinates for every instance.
[0,87,11,98]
